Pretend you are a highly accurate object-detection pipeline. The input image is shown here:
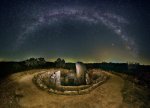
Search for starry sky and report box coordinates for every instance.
[0,0,150,64]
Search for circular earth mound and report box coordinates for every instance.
[33,69,109,95]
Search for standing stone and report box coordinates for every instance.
[50,72,56,85]
[75,62,87,85]
[55,71,61,86]
[86,73,91,85]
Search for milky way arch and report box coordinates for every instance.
[15,7,138,57]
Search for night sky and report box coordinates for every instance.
[0,0,150,64]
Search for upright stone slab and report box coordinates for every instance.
[50,72,56,85]
[75,62,87,85]
[86,73,91,85]
[55,71,61,86]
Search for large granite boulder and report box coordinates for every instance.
[75,62,87,85]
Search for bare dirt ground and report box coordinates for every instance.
[0,69,148,108]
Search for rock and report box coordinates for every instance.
[76,62,87,85]
[15,88,24,97]
[55,71,61,86]
[49,89,54,92]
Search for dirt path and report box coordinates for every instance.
[13,70,125,108]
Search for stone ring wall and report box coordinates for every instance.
[33,70,109,95]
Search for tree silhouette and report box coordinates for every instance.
[55,58,66,68]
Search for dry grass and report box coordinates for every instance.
[121,80,150,108]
